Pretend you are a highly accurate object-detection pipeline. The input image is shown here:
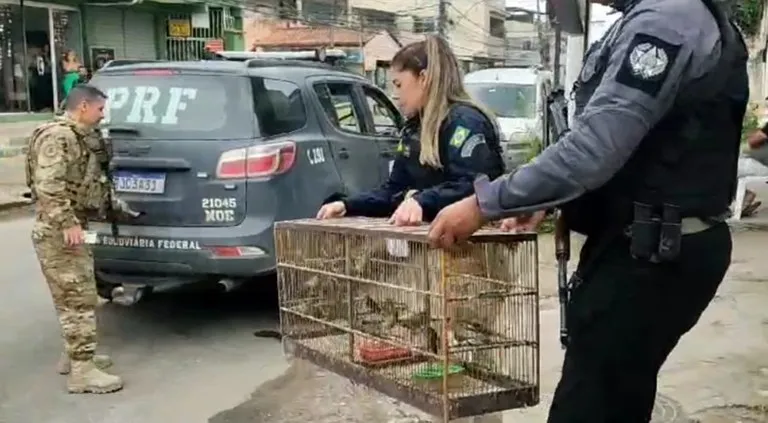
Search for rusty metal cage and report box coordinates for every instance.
[275,217,540,421]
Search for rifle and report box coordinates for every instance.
[542,87,572,349]
[103,160,119,237]
[95,132,142,236]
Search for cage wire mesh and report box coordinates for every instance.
[275,217,540,421]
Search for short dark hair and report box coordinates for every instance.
[65,84,107,111]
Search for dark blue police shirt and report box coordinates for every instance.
[341,103,505,221]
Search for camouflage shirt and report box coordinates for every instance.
[26,115,107,229]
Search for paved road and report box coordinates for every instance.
[1,211,766,423]
[0,214,290,423]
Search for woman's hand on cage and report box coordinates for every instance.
[316,201,346,219]
[388,198,423,226]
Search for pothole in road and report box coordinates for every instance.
[688,404,768,422]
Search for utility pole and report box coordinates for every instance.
[329,0,336,48]
[437,0,449,37]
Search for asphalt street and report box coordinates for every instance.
[1,210,766,423]
[0,213,290,423]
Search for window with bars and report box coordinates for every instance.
[413,16,435,33]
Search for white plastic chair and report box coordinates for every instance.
[729,175,768,221]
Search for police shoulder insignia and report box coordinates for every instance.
[36,136,66,167]
[450,126,471,148]
[460,133,486,158]
[615,33,681,97]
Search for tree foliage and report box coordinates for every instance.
[726,0,765,38]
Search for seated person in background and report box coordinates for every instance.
[316,36,505,225]
[738,121,768,217]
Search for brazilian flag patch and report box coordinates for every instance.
[450,126,471,148]
[396,140,410,156]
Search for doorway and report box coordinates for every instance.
[25,6,52,111]
[0,1,82,113]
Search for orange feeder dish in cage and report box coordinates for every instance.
[357,339,412,364]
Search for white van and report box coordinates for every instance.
[464,67,552,168]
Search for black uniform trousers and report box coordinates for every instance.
[547,222,732,423]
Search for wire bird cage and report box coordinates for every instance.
[275,217,540,422]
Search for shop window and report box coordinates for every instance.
[0,5,83,113]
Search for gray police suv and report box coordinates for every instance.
[88,58,403,301]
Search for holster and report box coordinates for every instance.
[629,202,682,263]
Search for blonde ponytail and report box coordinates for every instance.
[410,36,497,168]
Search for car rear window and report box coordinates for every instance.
[250,77,307,138]
[90,72,254,140]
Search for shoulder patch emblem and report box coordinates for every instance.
[450,126,471,148]
[36,137,65,167]
[615,33,681,98]
[460,133,486,158]
[396,140,410,157]
[629,43,669,79]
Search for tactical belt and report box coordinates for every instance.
[679,217,716,235]
[622,216,714,239]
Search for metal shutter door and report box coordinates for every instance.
[123,10,156,59]
[85,7,125,58]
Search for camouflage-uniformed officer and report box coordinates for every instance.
[27,84,123,394]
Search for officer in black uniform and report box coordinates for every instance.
[427,0,749,421]
[317,36,505,225]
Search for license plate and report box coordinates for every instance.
[114,171,166,194]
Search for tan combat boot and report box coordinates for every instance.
[57,352,113,375]
[67,360,124,394]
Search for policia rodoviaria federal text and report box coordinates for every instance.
[26,84,141,394]
[427,0,749,421]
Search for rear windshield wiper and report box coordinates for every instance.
[104,126,141,135]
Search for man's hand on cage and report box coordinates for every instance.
[316,201,346,219]
[499,211,546,233]
[427,195,484,249]
[388,198,423,226]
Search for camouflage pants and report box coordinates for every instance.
[32,225,97,362]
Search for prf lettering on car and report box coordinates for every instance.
[103,86,198,125]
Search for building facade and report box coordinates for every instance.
[0,0,244,114]
[244,3,427,95]
[349,0,506,68]
[504,6,566,80]
[246,0,505,70]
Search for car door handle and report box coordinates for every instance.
[338,148,350,159]
[380,151,394,158]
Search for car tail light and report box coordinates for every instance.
[216,141,297,180]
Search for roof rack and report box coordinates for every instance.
[99,59,160,70]
[214,48,347,63]
[244,59,338,70]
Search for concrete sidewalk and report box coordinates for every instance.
[0,119,44,209]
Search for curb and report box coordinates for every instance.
[0,146,26,158]
[728,220,768,232]
[0,113,52,124]
[0,200,31,212]
[8,136,28,147]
